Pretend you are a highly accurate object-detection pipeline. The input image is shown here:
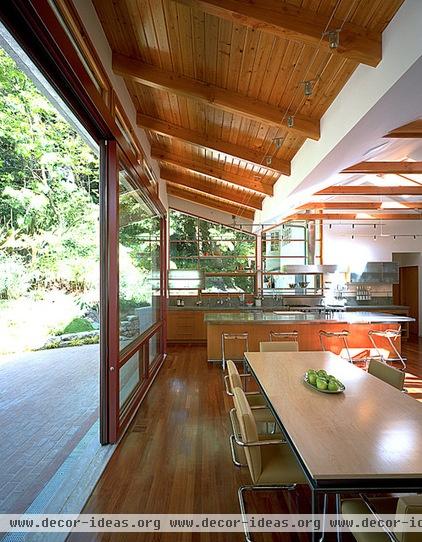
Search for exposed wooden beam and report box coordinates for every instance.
[160,166,262,210]
[316,186,422,196]
[384,120,422,139]
[180,0,381,67]
[113,52,319,140]
[138,114,290,175]
[285,212,422,221]
[342,161,422,174]
[298,201,422,211]
[297,202,382,211]
[167,183,255,220]
[151,146,273,196]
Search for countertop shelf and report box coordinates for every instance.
[204,311,414,325]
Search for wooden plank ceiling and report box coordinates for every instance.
[93,0,403,218]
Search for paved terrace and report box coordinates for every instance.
[0,344,99,514]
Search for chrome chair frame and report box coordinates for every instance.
[319,329,368,364]
[356,494,400,542]
[223,373,259,397]
[229,406,273,468]
[231,427,297,542]
[368,327,407,370]
[221,332,249,372]
[233,425,332,542]
[269,330,299,342]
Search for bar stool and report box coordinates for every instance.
[269,330,299,343]
[368,326,407,370]
[319,330,369,364]
[221,332,249,371]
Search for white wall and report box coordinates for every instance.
[72,0,168,209]
[258,0,422,226]
[323,221,422,335]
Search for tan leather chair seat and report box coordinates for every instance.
[342,498,396,542]
[342,496,422,542]
[260,341,298,352]
[257,443,307,485]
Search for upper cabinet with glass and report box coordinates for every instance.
[261,221,323,295]
[350,262,399,284]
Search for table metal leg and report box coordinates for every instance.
[311,489,319,542]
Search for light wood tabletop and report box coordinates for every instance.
[245,351,422,484]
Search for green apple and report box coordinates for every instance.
[327,375,336,381]
[328,380,339,392]
[317,369,327,378]
[308,372,317,385]
[316,378,328,391]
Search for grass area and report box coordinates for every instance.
[0,290,96,355]
[61,317,94,334]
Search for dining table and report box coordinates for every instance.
[244,351,422,540]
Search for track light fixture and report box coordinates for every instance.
[324,29,340,49]
[265,156,273,166]
[287,115,294,128]
[272,137,283,150]
[302,80,313,96]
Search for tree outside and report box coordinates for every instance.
[0,47,100,354]
[169,210,256,294]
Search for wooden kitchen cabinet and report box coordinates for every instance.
[167,310,207,343]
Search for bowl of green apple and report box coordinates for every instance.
[304,369,345,394]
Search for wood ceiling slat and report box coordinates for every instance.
[182,0,383,66]
[167,183,255,219]
[93,0,404,208]
[161,165,263,209]
[151,145,273,194]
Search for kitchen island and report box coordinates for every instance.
[205,311,414,362]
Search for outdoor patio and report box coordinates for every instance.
[0,344,99,514]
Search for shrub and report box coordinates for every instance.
[0,253,31,299]
[61,317,93,334]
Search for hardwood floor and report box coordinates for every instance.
[67,341,422,542]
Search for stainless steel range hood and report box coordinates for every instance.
[279,265,339,274]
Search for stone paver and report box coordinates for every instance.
[0,344,99,513]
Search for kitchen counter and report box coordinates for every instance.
[344,305,409,311]
[168,304,409,312]
[204,311,413,325]
[205,311,413,362]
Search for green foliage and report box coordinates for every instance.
[0,47,99,297]
[61,317,93,334]
[0,252,31,299]
[118,178,160,311]
[41,334,99,350]
[169,210,256,292]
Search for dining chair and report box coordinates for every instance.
[319,330,369,364]
[259,341,299,352]
[342,494,422,542]
[232,386,307,542]
[367,358,405,391]
[269,330,299,342]
[225,360,279,467]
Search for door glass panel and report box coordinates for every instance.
[119,351,141,407]
[118,173,161,351]
[149,331,161,368]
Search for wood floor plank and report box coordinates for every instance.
[67,341,422,542]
